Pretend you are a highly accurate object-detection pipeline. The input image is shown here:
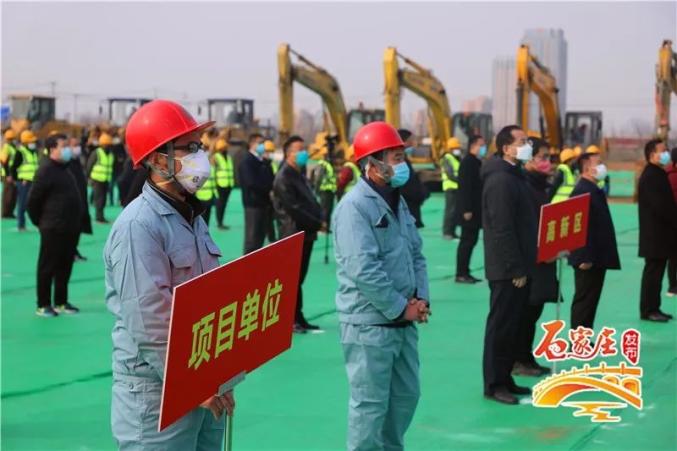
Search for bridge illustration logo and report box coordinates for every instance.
[531,321,642,422]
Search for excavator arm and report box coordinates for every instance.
[516,45,563,150]
[655,39,677,140]
[277,43,350,156]
[384,47,453,162]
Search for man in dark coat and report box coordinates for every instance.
[27,134,83,317]
[455,134,485,283]
[66,137,92,261]
[397,129,428,228]
[515,138,557,377]
[238,133,275,255]
[272,136,326,333]
[481,125,537,405]
[568,152,621,329]
[637,139,677,322]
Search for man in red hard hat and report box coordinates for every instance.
[332,121,430,450]
[104,100,234,450]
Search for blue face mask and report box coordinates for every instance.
[389,161,410,188]
[478,145,488,158]
[295,149,309,167]
[255,143,265,156]
[659,151,670,166]
[404,146,415,156]
[60,147,73,162]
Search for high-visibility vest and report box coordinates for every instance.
[17,146,38,182]
[552,164,576,203]
[271,160,280,175]
[214,153,234,188]
[318,160,337,192]
[1,143,17,178]
[344,161,361,193]
[90,147,114,183]
[440,153,460,191]
[196,166,217,201]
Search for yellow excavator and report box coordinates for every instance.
[655,39,677,141]
[6,94,82,139]
[516,44,604,153]
[277,43,384,161]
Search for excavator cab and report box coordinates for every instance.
[347,108,386,142]
[451,112,494,149]
[205,98,255,129]
[101,98,151,126]
[9,95,56,132]
[564,111,603,149]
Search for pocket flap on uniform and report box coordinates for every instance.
[205,238,222,257]
[168,247,197,269]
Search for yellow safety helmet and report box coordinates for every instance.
[264,140,276,152]
[20,130,37,144]
[447,137,461,150]
[559,148,576,163]
[99,133,113,146]
[200,132,211,148]
[585,145,601,155]
[215,138,228,152]
[573,145,583,157]
[4,129,17,140]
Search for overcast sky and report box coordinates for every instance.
[2,1,676,133]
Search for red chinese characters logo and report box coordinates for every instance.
[533,321,624,362]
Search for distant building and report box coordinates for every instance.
[491,57,517,131]
[462,96,492,114]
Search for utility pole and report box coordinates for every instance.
[72,94,78,122]
[49,81,56,96]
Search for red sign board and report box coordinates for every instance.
[537,194,591,263]
[159,232,304,431]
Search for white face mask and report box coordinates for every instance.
[172,149,212,194]
[516,143,533,162]
[452,149,462,157]
[594,163,607,181]
[27,143,37,150]
[72,146,82,157]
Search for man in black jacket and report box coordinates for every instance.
[455,134,485,283]
[637,139,677,322]
[238,133,275,255]
[66,137,92,261]
[398,129,428,228]
[272,136,326,333]
[568,152,621,329]
[27,134,82,317]
[481,125,537,405]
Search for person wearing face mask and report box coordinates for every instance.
[65,137,92,262]
[398,129,428,228]
[454,134,486,284]
[441,137,462,239]
[637,139,677,322]
[333,122,430,451]
[104,100,234,450]
[567,152,621,329]
[513,138,557,377]
[11,130,39,231]
[585,145,610,196]
[86,132,115,223]
[480,125,537,405]
[1,129,19,218]
[272,136,326,333]
[27,134,82,317]
[238,133,276,254]
[213,138,235,230]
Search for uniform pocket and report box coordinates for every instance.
[111,380,143,444]
[204,236,222,258]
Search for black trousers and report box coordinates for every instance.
[244,206,273,255]
[201,198,214,227]
[92,181,108,221]
[442,189,458,236]
[2,179,17,217]
[456,225,479,277]
[37,228,79,308]
[571,268,606,329]
[266,205,276,244]
[515,302,545,365]
[483,279,528,394]
[640,258,667,316]
[215,187,232,227]
[319,190,334,229]
[667,257,676,292]
[295,238,315,324]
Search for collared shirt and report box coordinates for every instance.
[146,179,205,225]
[363,175,400,216]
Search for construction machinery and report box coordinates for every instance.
[516,44,604,152]
[99,98,151,127]
[655,39,677,141]
[278,43,384,161]
[6,94,82,139]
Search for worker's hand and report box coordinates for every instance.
[512,276,527,288]
[463,212,473,221]
[200,391,235,419]
[405,298,430,323]
[578,262,593,270]
[416,299,431,323]
[221,390,235,417]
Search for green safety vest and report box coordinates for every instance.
[440,153,460,191]
[196,165,217,201]
[271,160,280,175]
[214,153,234,188]
[318,160,337,192]
[344,161,360,193]
[17,146,38,182]
[1,143,17,178]
[552,164,576,203]
[90,147,114,183]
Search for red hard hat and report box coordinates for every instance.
[352,121,404,161]
[125,99,214,167]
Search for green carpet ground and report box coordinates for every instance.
[1,191,675,450]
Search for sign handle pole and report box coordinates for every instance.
[324,231,329,264]
[554,256,564,374]
[224,414,233,451]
